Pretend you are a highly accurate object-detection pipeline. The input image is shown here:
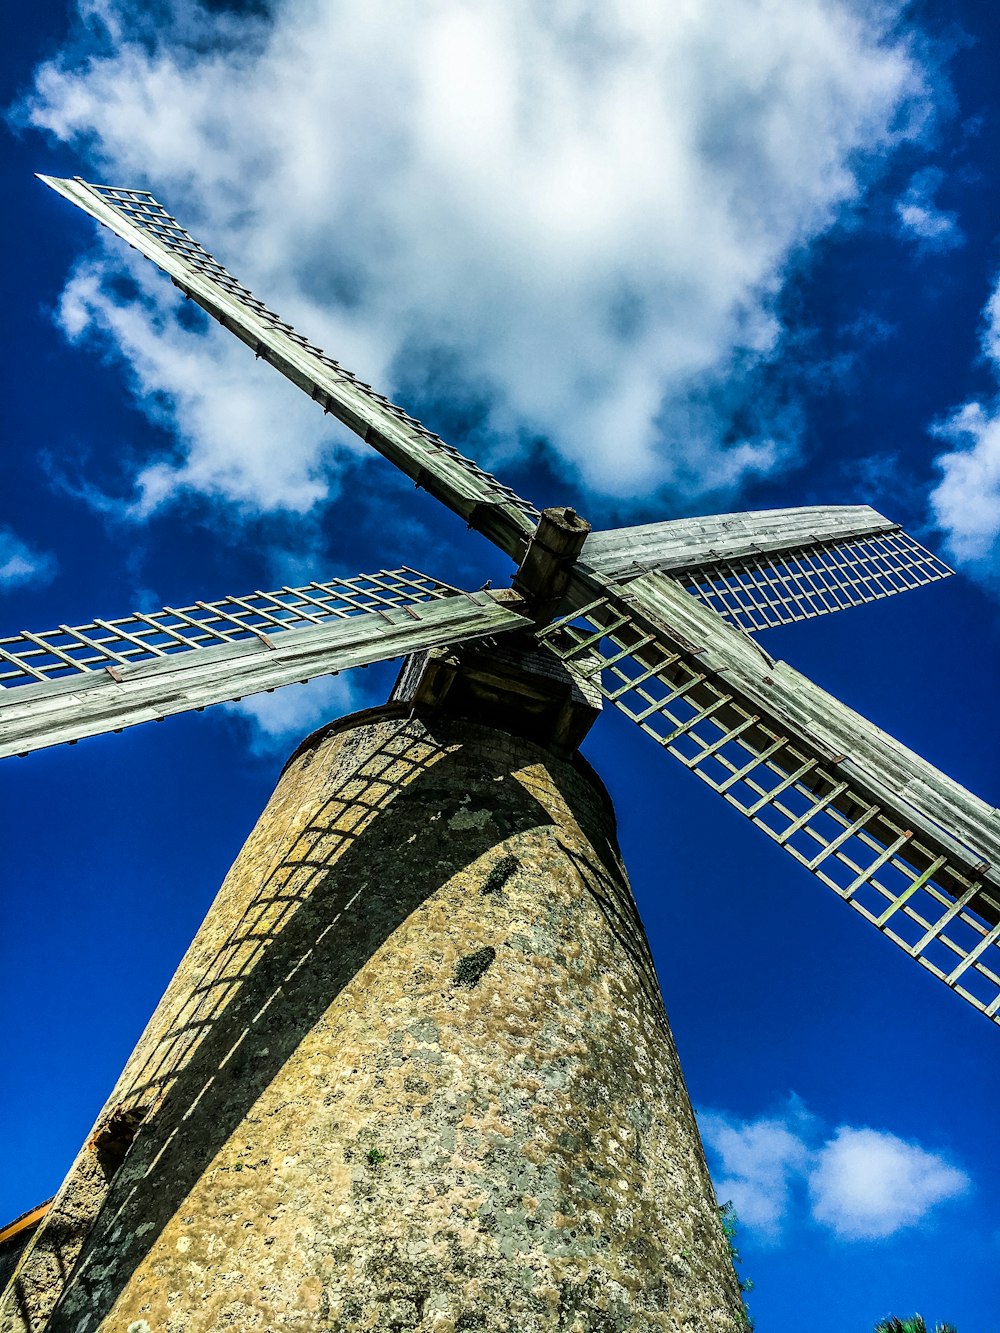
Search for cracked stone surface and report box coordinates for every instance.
[2,708,744,1332]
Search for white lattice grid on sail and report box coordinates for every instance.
[0,568,458,689]
[83,182,539,526]
[678,529,952,632]
[541,600,1000,1025]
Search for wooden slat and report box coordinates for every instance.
[540,578,1000,1026]
[0,568,457,691]
[581,506,899,579]
[582,514,951,634]
[39,175,537,561]
[679,531,951,633]
[611,572,1000,891]
[0,592,530,759]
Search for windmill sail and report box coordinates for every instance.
[0,570,530,758]
[582,505,951,632]
[541,574,1000,1025]
[674,528,950,633]
[38,176,538,560]
[31,170,990,1037]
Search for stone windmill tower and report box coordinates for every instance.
[1,175,998,1332]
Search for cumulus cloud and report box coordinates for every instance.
[221,672,363,756]
[0,527,56,591]
[699,1102,811,1240]
[20,0,935,517]
[699,1098,969,1244]
[895,168,963,252]
[810,1125,969,1240]
[929,276,1000,580]
[56,255,342,515]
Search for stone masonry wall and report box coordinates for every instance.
[2,709,744,1332]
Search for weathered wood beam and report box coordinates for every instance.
[0,592,530,759]
[39,176,537,562]
[581,505,898,580]
[512,506,592,624]
[614,572,1000,892]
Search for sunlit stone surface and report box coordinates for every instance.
[3,709,743,1332]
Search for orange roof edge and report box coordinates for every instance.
[0,1199,53,1249]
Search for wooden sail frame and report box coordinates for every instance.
[39,176,538,559]
[0,578,531,759]
[20,170,997,1031]
[540,582,1000,1024]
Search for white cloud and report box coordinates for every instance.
[699,1099,969,1245]
[929,275,1000,579]
[21,0,934,517]
[0,527,56,591]
[221,672,363,756]
[930,404,1000,567]
[699,1103,811,1240]
[984,281,1000,368]
[895,168,963,252]
[809,1126,969,1241]
[56,254,342,515]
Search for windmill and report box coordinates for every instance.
[1,174,997,1331]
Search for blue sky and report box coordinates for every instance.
[2,2,1000,1329]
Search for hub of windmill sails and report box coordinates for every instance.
[392,507,600,757]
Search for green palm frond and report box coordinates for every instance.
[874,1317,957,1333]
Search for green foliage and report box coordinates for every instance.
[873,1316,957,1333]
[719,1202,755,1330]
[366,1147,387,1167]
